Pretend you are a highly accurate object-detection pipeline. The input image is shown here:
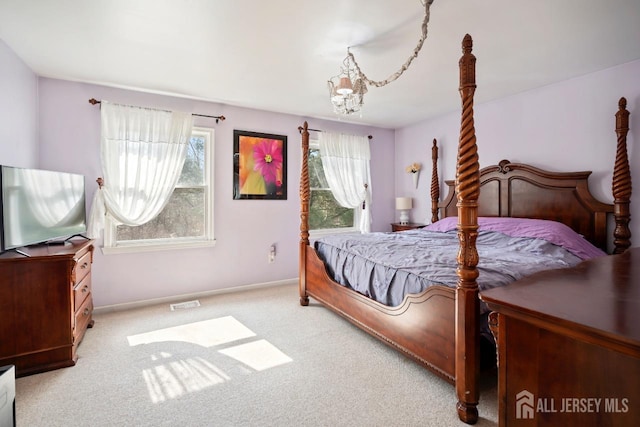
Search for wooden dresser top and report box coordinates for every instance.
[481,247,640,351]
[0,239,94,261]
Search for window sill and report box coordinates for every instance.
[101,239,216,255]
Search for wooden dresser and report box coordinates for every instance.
[480,248,640,426]
[0,239,94,377]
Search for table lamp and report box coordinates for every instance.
[395,197,412,224]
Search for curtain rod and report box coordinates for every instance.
[88,98,226,123]
[297,126,372,139]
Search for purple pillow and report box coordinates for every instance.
[424,217,606,260]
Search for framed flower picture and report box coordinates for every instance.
[233,130,287,200]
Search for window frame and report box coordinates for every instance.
[308,139,358,240]
[102,127,215,254]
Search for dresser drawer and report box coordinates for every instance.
[72,250,92,284]
[73,275,92,312]
[74,295,93,344]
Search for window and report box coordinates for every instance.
[308,140,355,235]
[103,127,215,253]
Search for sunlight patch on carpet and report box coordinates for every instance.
[142,356,230,403]
[127,316,256,348]
[218,339,293,371]
[129,316,294,403]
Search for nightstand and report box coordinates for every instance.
[391,223,426,232]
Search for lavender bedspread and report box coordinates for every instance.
[314,219,604,312]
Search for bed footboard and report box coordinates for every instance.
[305,244,457,381]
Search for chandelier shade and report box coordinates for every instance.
[327,52,368,115]
[327,0,434,116]
[336,77,353,95]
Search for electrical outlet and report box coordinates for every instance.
[268,244,276,263]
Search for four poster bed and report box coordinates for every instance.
[298,34,632,424]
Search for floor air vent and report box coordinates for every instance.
[169,300,201,311]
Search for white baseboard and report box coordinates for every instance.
[93,278,298,314]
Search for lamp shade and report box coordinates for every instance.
[336,77,354,95]
[395,197,412,210]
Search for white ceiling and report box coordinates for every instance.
[1,0,639,129]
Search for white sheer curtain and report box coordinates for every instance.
[87,101,194,238]
[319,132,372,233]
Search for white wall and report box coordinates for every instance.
[395,59,640,248]
[0,39,38,167]
[36,78,395,307]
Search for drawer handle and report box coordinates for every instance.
[83,307,90,316]
[81,262,89,269]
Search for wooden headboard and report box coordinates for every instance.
[433,97,631,254]
[438,160,612,250]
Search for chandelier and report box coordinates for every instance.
[327,0,435,116]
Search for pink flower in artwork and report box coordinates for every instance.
[253,139,283,184]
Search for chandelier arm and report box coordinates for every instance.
[349,0,432,88]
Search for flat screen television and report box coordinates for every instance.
[0,165,87,253]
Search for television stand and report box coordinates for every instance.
[0,240,95,376]
[0,248,30,257]
[65,233,90,242]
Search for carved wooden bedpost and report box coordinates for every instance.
[612,97,632,254]
[299,122,310,306]
[431,139,440,223]
[455,34,480,425]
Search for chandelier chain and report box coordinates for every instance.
[348,0,433,88]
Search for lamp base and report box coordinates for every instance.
[399,210,410,225]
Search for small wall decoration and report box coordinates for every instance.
[406,162,421,189]
[233,130,287,200]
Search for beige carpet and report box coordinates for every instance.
[16,283,497,426]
